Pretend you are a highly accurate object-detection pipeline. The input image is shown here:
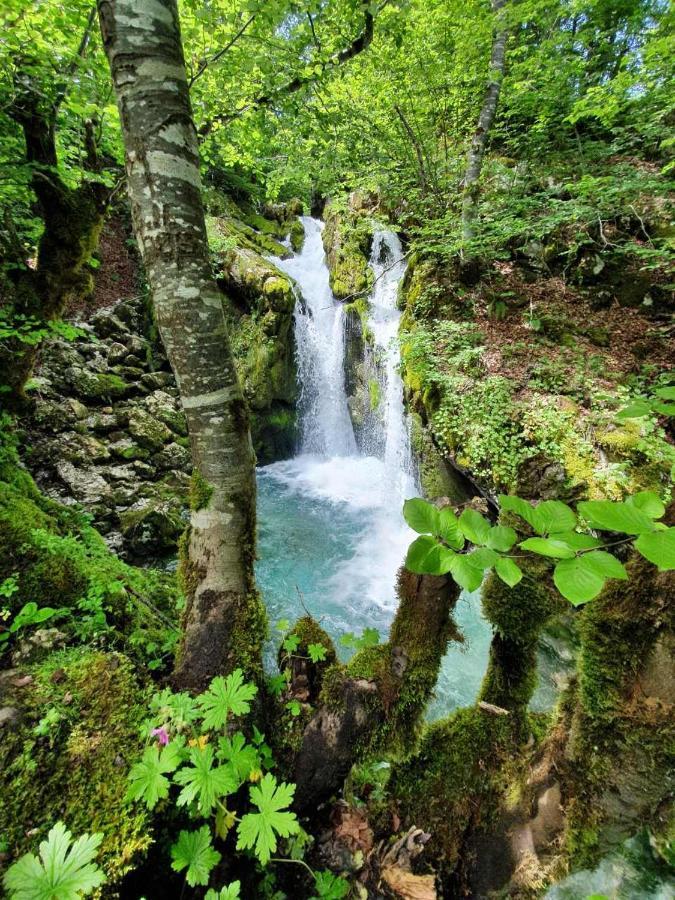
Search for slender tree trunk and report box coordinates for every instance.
[97,0,264,692]
[461,0,509,245]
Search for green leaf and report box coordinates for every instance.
[530,500,577,535]
[486,525,517,552]
[653,402,675,416]
[403,498,440,535]
[634,528,675,571]
[359,627,380,648]
[312,870,351,899]
[236,773,300,864]
[205,883,241,900]
[458,508,491,545]
[438,507,464,549]
[218,732,259,782]
[126,742,182,809]
[3,821,104,900]
[626,491,665,519]
[580,551,628,580]
[307,643,328,663]
[495,556,523,587]
[170,826,221,887]
[405,535,443,574]
[550,531,602,551]
[447,555,484,592]
[468,547,499,570]
[520,537,576,559]
[499,496,576,534]
[198,669,258,730]
[553,556,606,605]
[577,500,656,535]
[654,386,675,401]
[174,745,239,813]
[282,634,301,654]
[617,400,652,419]
[499,495,540,530]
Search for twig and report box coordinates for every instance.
[188,13,257,87]
[337,250,411,305]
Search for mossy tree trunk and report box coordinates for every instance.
[98,0,264,692]
[1,66,108,405]
[279,570,461,810]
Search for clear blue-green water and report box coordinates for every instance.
[256,457,569,717]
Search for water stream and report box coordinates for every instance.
[256,216,563,714]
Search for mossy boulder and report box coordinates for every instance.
[322,200,374,300]
[390,707,513,883]
[218,248,298,464]
[0,650,151,888]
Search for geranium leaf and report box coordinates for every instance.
[170,826,220,887]
[3,821,105,900]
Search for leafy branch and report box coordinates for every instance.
[404,492,674,605]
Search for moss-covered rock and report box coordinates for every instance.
[322,200,374,300]
[0,460,179,668]
[389,707,514,883]
[0,650,151,887]
[217,247,298,463]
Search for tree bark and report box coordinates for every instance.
[97,0,264,692]
[287,570,461,810]
[461,0,509,245]
[1,68,108,405]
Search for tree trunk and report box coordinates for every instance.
[97,0,265,692]
[1,76,108,405]
[461,0,508,245]
[285,570,461,810]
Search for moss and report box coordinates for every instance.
[561,551,675,868]
[0,462,179,666]
[389,707,514,881]
[0,649,151,886]
[189,469,214,512]
[368,378,381,411]
[480,560,564,738]
[322,201,374,301]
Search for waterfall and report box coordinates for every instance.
[257,215,417,626]
[362,229,416,502]
[273,216,357,457]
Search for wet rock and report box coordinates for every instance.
[64,367,129,401]
[107,341,128,364]
[141,371,174,391]
[56,461,112,504]
[0,707,20,728]
[58,431,111,464]
[11,628,67,666]
[66,398,89,420]
[90,310,131,341]
[128,408,172,451]
[144,390,188,436]
[119,499,184,555]
[153,442,191,472]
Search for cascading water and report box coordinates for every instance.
[256,216,420,653]
[255,216,569,713]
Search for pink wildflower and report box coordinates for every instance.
[151,726,169,746]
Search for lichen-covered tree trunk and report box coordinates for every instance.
[97,0,264,692]
[461,0,508,244]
